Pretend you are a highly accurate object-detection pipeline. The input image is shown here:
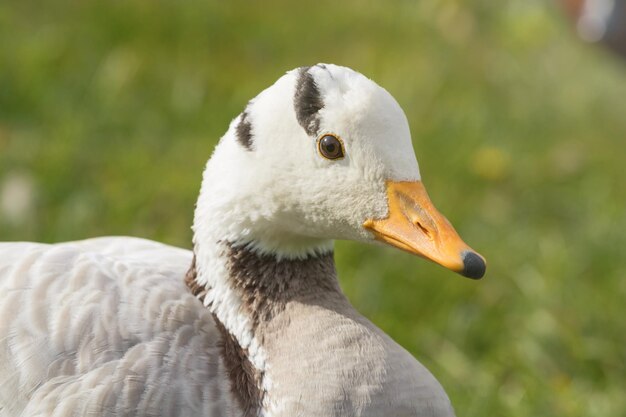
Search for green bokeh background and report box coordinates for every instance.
[1,1,625,416]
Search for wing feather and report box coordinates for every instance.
[0,237,235,417]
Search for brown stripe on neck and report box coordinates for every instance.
[184,243,341,416]
[213,315,264,417]
[185,253,263,415]
[184,255,207,303]
[184,244,340,328]
[225,243,340,331]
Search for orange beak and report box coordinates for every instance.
[363,181,486,279]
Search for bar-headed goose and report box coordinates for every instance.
[0,64,485,417]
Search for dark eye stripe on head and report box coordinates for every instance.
[236,110,253,151]
[294,66,324,136]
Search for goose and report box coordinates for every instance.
[0,64,486,417]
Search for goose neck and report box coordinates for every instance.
[187,239,350,416]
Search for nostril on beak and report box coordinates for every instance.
[414,221,431,238]
[461,251,486,279]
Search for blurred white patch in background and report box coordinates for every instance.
[1,172,36,225]
[577,0,615,42]
[559,0,626,58]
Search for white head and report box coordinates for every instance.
[194,64,485,278]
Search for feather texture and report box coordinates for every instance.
[0,237,235,417]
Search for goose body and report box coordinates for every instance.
[0,64,485,417]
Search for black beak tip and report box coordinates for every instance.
[461,251,486,279]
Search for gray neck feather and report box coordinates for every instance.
[186,243,455,417]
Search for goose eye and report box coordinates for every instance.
[318,134,344,160]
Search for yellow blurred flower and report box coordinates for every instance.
[469,146,512,181]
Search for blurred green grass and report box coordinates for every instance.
[1,0,626,415]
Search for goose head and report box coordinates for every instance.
[195,63,485,279]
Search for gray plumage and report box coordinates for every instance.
[0,238,235,417]
[0,238,455,417]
